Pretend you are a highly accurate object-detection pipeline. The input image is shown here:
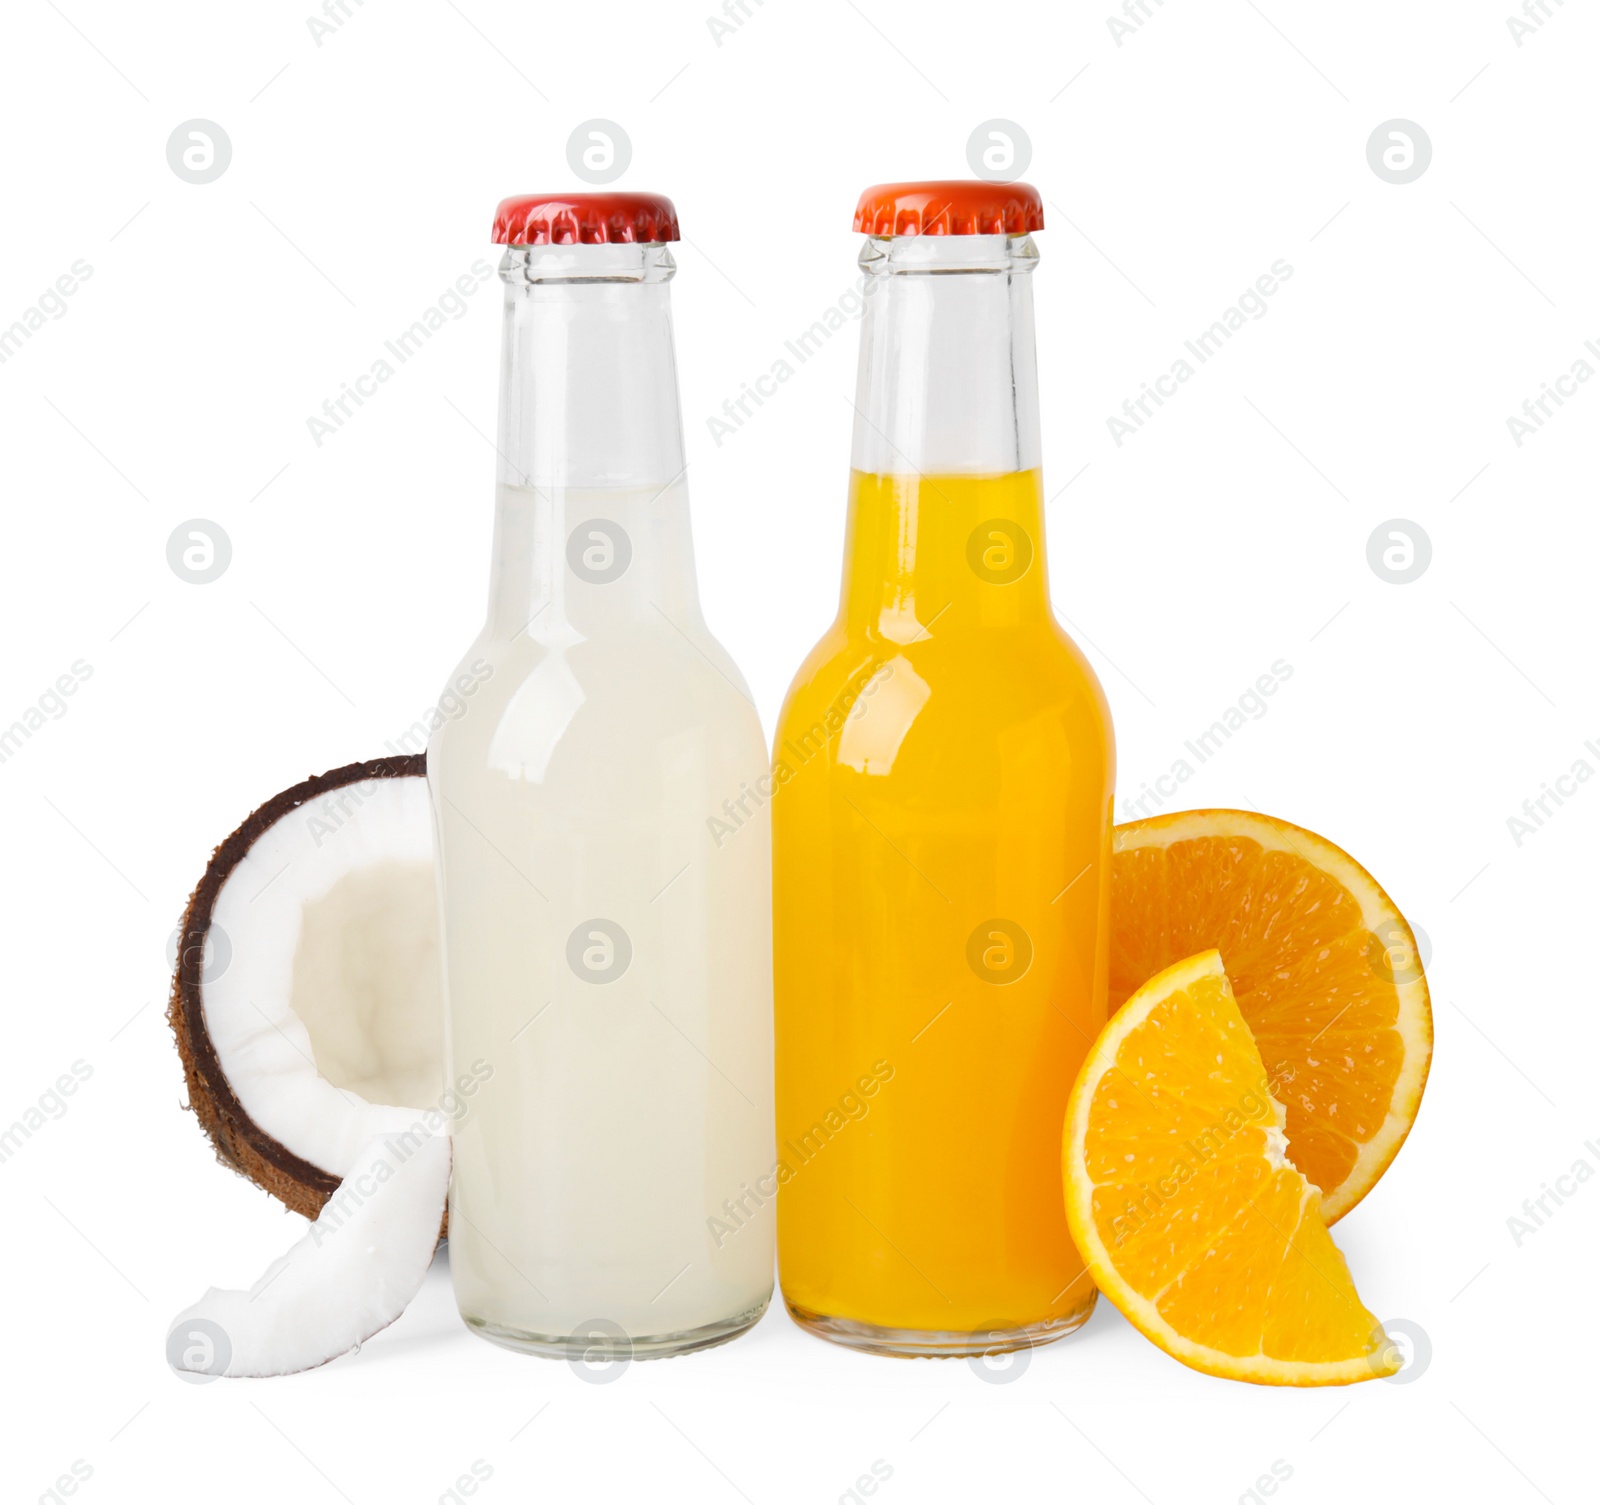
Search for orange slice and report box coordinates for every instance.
[1111,810,1431,1222]
[1063,950,1398,1385]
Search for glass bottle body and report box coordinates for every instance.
[431,244,774,1356]
[773,234,1114,1354]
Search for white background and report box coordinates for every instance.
[2,1,1595,1501]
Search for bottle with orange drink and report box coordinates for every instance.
[772,182,1115,1356]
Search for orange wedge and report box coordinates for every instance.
[1063,950,1398,1385]
[1111,810,1431,1222]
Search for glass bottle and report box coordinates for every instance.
[772,182,1115,1356]
[430,193,774,1358]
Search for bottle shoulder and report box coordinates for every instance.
[454,614,751,690]
[779,618,1110,735]
[429,625,765,776]
[774,632,1113,797]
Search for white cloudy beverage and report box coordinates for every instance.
[429,195,774,1357]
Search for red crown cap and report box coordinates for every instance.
[853,181,1044,237]
[492,192,680,246]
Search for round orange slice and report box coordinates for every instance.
[1111,810,1432,1222]
[1064,949,1399,1385]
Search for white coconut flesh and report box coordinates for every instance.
[169,1131,450,1379]
[203,774,443,1180]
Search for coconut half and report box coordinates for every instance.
[167,755,443,1216]
[167,756,465,1375]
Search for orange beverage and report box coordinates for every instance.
[772,184,1114,1356]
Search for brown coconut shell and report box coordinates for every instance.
[167,754,429,1222]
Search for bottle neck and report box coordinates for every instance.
[496,242,686,487]
[849,233,1041,474]
[843,234,1049,637]
[485,244,698,638]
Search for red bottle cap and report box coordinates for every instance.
[853,181,1044,237]
[492,192,680,246]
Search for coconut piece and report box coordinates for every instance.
[168,1130,450,1379]
[167,756,443,1218]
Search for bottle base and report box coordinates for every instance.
[461,1290,772,1361]
[783,1290,1096,1358]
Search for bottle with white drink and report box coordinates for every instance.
[429,192,774,1358]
